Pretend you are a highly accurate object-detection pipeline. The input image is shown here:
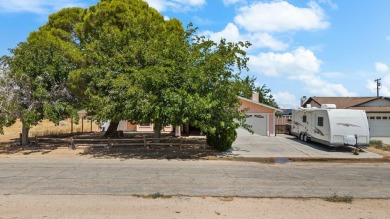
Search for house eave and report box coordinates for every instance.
[238,96,282,112]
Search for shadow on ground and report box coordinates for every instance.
[79,145,219,160]
[0,132,220,160]
[287,136,365,153]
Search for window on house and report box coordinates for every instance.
[303,115,307,123]
[376,117,382,120]
[139,123,151,127]
[383,117,388,120]
[318,117,324,127]
[370,117,375,120]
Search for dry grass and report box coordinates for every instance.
[324,193,353,203]
[0,119,100,143]
[370,140,390,151]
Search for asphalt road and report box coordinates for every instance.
[1,158,389,198]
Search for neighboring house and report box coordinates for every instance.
[238,92,281,136]
[302,96,390,137]
[113,92,280,137]
[117,122,173,133]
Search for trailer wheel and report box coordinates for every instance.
[299,133,304,141]
[303,134,308,142]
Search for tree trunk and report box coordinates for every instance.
[21,121,29,146]
[153,121,163,142]
[104,121,120,137]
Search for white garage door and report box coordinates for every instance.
[244,114,267,136]
[368,115,390,137]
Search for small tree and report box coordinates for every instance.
[184,33,253,151]
[254,84,278,108]
[0,35,77,145]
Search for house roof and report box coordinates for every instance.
[305,97,378,109]
[303,96,390,113]
[238,96,281,111]
[280,109,292,115]
[348,106,390,113]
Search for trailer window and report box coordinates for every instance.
[383,117,388,120]
[318,117,324,127]
[303,115,307,123]
[369,116,375,120]
[376,117,382,120]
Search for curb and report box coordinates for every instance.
[204,156,390,163]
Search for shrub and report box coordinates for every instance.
[206,127,237,151]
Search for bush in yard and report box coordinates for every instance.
[206,127,237,151]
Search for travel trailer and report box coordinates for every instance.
[291,104,370,147]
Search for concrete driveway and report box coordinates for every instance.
[232,128,383,159]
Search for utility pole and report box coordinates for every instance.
[374,78,381,97]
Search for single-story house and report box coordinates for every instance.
[302,96,390,137]
[238,92,280,136]
[117,122,173,133]
[114,92,280,136]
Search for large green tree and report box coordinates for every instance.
[1,0,261,151]
[63,0,193,137]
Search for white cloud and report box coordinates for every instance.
[366,78,390,96]
[145,0,205,12]
[375,62,389,73]
[0,0,87,14]
[301,75,356,96]
[203,23,288,51]
[317,0,338,10]
[248,47,321,78]
[234,1,329,32]
[273,92,298,108]
[203,23,241,43]
[386,35,390,41]
[223,0,245,6]
[322,71,345,78]
[248,47,356,97]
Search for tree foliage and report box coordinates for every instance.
[254,84,278,108]
[1,0,269,150]
[0,33,77,144]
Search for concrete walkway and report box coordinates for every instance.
[232,129,383,159]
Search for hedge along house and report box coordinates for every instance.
[238,92,280,136]
[302,96,390,137]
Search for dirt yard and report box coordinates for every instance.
[1,195,389,218]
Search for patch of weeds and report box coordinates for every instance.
[370,140,390,151]
[352,148,359,155]
[324,193,353,203]
[142,192,172,199]
[370,140,383,148]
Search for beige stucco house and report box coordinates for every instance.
[238,92,280,136]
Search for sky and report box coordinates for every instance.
[1,0,390,108]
